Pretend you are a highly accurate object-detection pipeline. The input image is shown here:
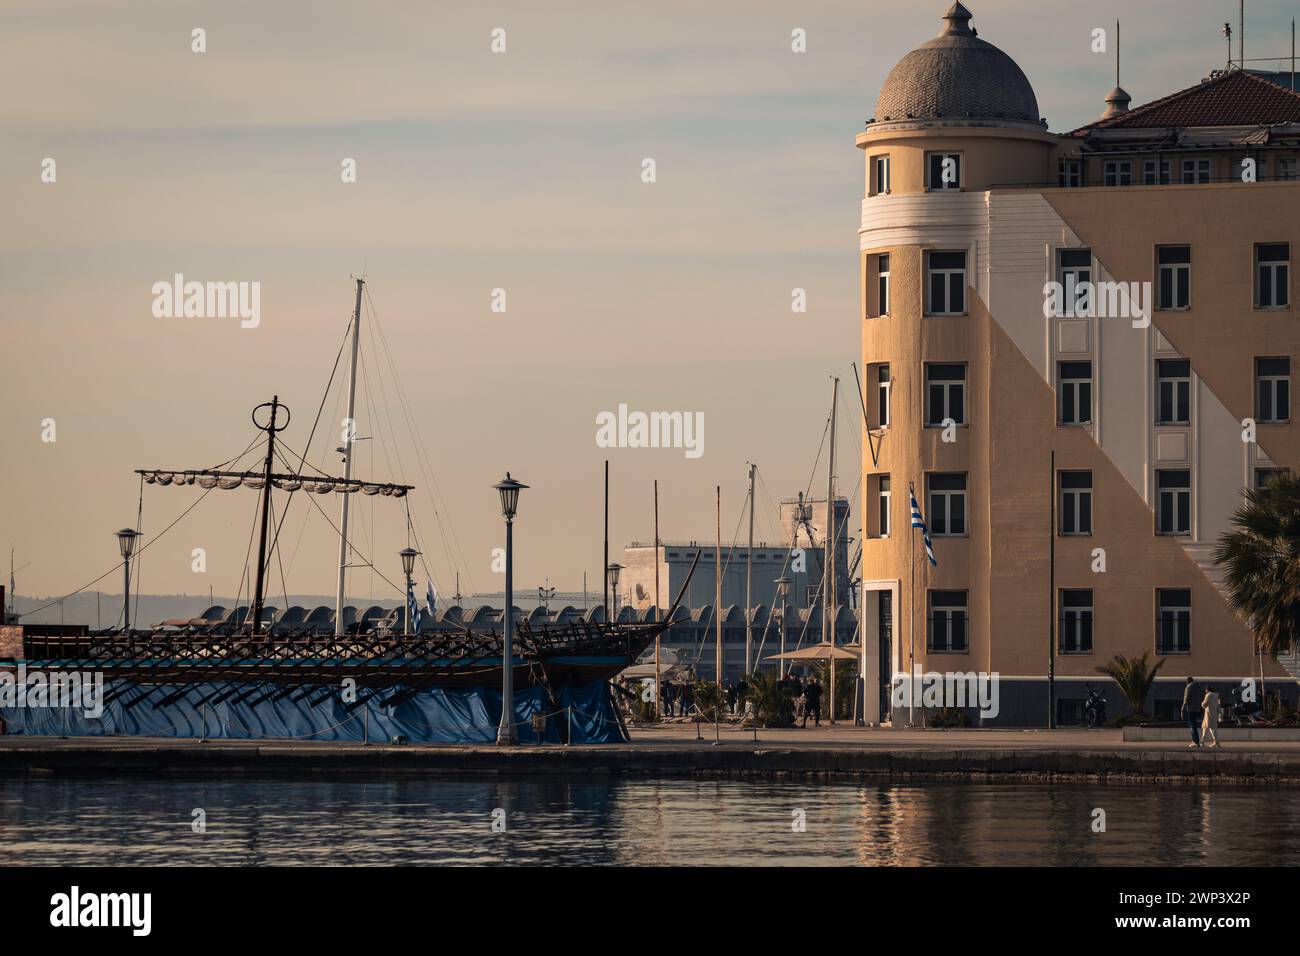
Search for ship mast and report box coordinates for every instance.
[250,396,285,634]
[335,278,364,637]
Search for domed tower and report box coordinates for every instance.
[856,3,1059,725]
[856,3,1286,730]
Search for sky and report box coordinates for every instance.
[4,0,1299,608]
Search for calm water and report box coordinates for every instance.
[2,775,1298,866]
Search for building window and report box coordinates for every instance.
[1157,588,1191,654]
[1156,246,1191,310]
[1059,470,1093,535]
[927,473,967,537]
[1279,158,1299,181]
[1059,159,1082,188]
[1256,467,1290,490]
[1156,359,1191,425]
[1156,469,1191,536]
[926,152,961,190]
[877,475,891,538]
[925,250,966,315]
[1059,589,1094,654]
[927,590,968,653]
[1103,160,1132,186]
[1256,243,1291,308]
[1058,361,1093,426]
[1181,158,1212,184]
[877,253,890,315]
[875,363,891,428]
[874,155,891,195]
[1057,248,1092,316]
[1142,159,1171,185]
[925,363,967,426]
[1256,357,1291,423]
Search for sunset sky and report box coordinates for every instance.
[5,0,1298,606]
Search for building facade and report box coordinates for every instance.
[857,3,1300,725]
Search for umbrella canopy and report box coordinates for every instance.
[636,645,684,666]
[766,641,858,661]
[620,662,689,680]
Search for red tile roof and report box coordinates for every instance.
[1069,70,1300,135]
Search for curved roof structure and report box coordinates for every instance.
[872,3,1041,128]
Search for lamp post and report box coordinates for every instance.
[775,576,791,679]
[116,528,141,632]
[494,473,528,746]
[606,563,623,620]
[399,547,420,635]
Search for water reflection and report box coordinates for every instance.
[0,776,1296,866]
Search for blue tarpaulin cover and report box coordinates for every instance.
[0,679,625,744]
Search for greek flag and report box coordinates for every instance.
[407,581,420,632]
[909,486,938,567]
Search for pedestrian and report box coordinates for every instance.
[681,681,694,718]
[1201,686,1221,748]
[725,680,737,716]
[803,677,823,728]
[1181,677,1201,748]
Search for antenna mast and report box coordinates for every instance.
[1115,19,1120,89]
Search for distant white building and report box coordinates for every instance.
[619,494,852,612]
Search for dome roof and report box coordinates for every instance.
[873,3,1042,127]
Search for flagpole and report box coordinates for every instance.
[1048,449,1056,730]
[908,482,916,727]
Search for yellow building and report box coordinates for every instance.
[858,3,1300,725]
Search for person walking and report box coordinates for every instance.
[803,677,823,728]
[1201,686,1221,748]
[1181,677,1201,748]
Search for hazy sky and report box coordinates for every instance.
[5,0,1298,607]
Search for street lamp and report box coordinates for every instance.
[399,546,420,635]
[775,576,791,679]
[493,472,528,745]
[116,528,141,632]
[606,563,624,619]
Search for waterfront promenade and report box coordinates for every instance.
[4,724,1300,781]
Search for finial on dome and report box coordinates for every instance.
[942,2,975,37]
[1102,86,1131,118]
[1100,19,1130,118]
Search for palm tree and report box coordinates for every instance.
[743,670,794,728]
[1214,471,1300,659]
[1096,652,1165,719]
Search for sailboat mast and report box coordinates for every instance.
[334,278,364,637]
[745,462,755,674]
[824,379,838,646]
